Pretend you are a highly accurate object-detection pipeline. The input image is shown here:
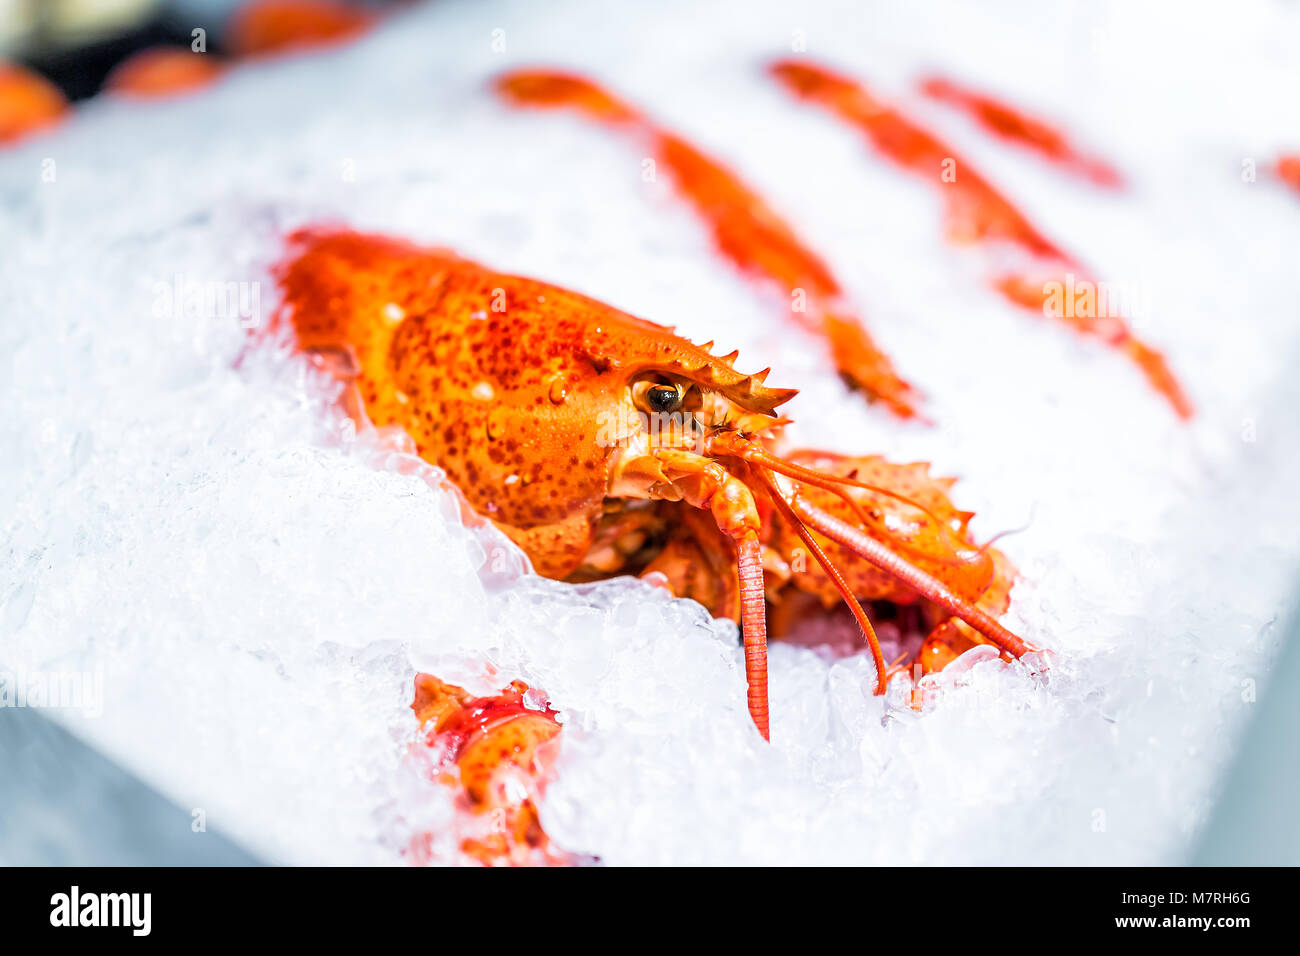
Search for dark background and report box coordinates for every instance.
[3,0,394,100]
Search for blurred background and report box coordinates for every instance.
[0,0,393,98]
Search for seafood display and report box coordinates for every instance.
[275,228,1036,739]
[10,0,1296,873]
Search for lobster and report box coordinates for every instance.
[275,228,1037,739]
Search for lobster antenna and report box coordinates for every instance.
[792,494,1036,660]
[735,532,770,740]
[978,501,1038,551]
[730,439,987,570]
[755,468,889,693]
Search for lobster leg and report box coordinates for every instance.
[752,468,890,692]
[768,58,1193,421]
[652,450,773,738]
[495,69,924,419]
[791,495,1034,660]
[919,75,1125,188]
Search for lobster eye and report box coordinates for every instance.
[645,383,683,413]
[632,376,701,417]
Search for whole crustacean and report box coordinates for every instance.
[275,228,1037,739]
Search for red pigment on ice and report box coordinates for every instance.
[769,59,1193,420]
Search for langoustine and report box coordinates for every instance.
[275,228,1038,739]
[769,59,1194,420]
[494,69,924,420]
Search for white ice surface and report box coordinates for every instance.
[2,0,1299,864]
